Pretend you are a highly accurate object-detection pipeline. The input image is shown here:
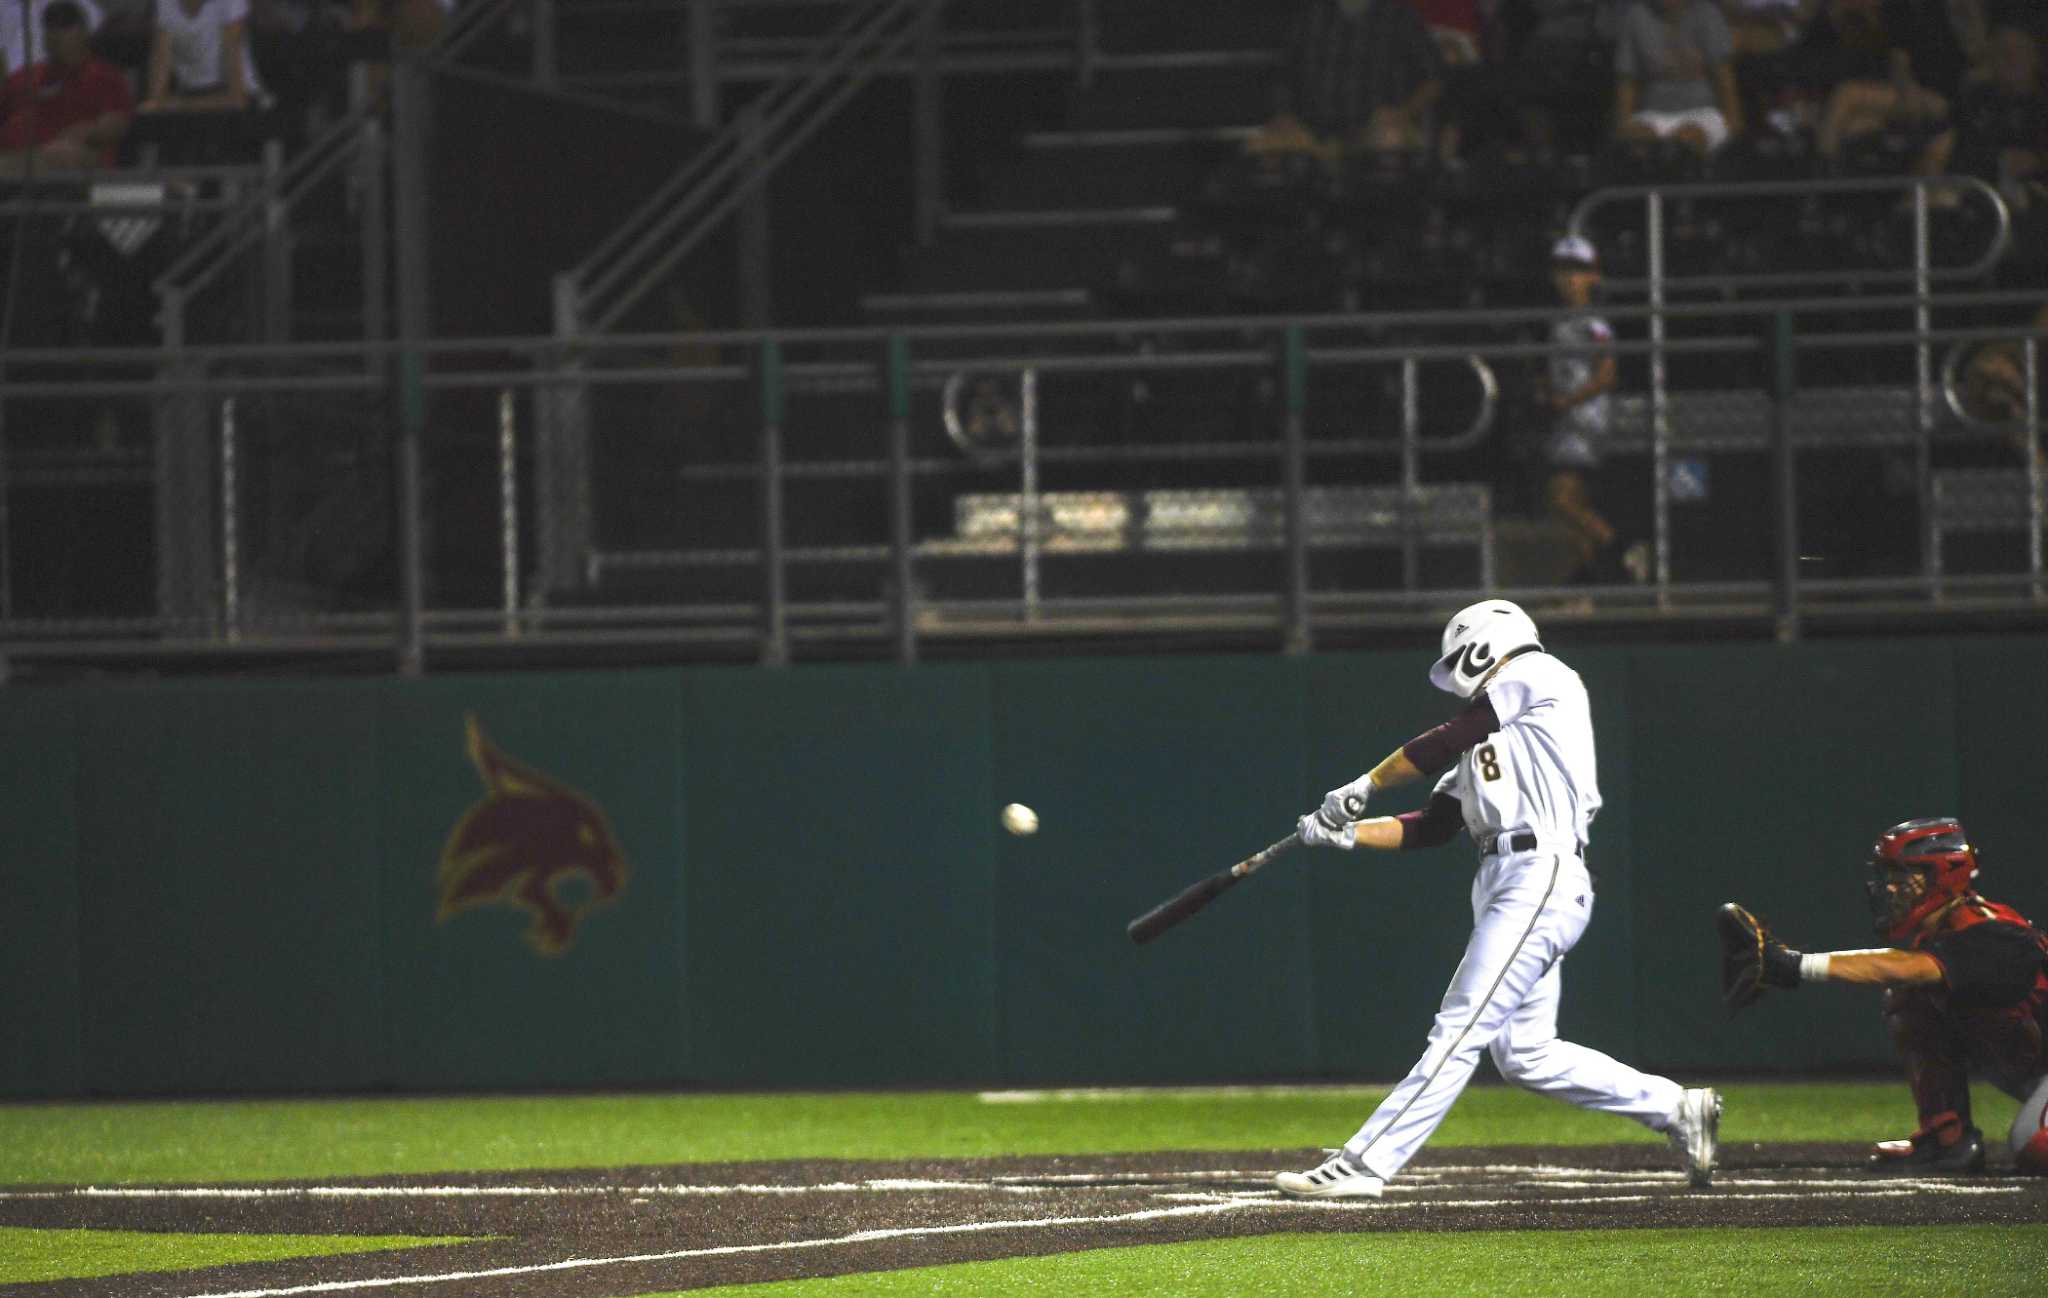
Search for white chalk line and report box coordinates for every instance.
[0,1163,2024,1298]
[176,1199,1249,1298]
[4,1166,2033,1204]
[978,1085,1392,1104]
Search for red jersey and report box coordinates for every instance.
[0,56,133,165]
[1913,894,2048,1025]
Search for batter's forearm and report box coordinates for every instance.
[1350,816,1406,851]
[1366,749,1424,791]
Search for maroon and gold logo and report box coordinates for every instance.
[436,715,630,955]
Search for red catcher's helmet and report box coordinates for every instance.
[1866,818,1980,943]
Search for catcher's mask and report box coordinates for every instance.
[1429,600,1542,698]
[1866,817,1979,943]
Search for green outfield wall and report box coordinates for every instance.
[4,637,2044,1098]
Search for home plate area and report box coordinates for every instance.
[4,1146,2045,1298]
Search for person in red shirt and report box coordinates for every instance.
[0,1,131,176]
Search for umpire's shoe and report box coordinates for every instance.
[1666,1087,1721,1188]
[1275,1148,1385,1199]
[1868,1115,1986,1174]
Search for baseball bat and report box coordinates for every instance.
[1125,835,1297,944]
[1125,795,1366,946]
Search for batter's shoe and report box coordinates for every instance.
[1274,1149,1385,1199]
[1867,1125,1986,1174]
[1666,1087,1721,1188]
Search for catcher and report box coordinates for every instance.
[1720,817,2048,1174]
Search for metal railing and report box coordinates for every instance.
[1567,173,2015,601]
[3,289,2044,680]
[558,0,934,336]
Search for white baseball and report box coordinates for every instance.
[1001,803,1039,836]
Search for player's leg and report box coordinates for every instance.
[2010,1072,2048,1175]
[1870,986,1987,1172]
[1487,944,1682,1128]
[1339,858,1586,1178]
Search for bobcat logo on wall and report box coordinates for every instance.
[436,715,630,955]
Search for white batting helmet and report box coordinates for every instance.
[1428,600,1543,698]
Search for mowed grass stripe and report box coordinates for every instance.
[0,1082,2019,1185]
[657,1224,2048,1298]
[0,1226,472,1286]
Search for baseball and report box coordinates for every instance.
[1001,803,1039,836]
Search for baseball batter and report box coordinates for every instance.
[1720,818,2048,1174]
[1278,600,1720,1198]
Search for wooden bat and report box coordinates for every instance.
[1125,795,1364,946]
[1125,834,1299,945]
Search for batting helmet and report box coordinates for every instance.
[1865,818,1980,944]
[1428,600,1542,698]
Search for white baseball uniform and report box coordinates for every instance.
[1341,650,1684,1179]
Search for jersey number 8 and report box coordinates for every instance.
[1477,744,1502,782]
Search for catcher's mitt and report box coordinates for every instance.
[1717,902,1802,1016]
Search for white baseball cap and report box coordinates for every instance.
[1551,235,1599,269]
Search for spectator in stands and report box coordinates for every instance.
[1407,0,1487,161]
[1409,0,1486,64]
[0,0,102,77]
[139,0,268,113]
[1722,0,1819,57]
[0,0,131,175]
[1252,0,1444,163]
[1793,0,1975,158]
[1958,301,2048,467]
[1615,0,1747,156]
[1914,23,2045,207]
[1536,235,1629,586]
[1492,0,1621,156]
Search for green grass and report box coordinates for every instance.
[0,1226,470,1285]
[0,1082,2019,1185]
[658,1225,2048,1298]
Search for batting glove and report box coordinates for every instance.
[1318,776,1373,831]
[1298,812,1356,850]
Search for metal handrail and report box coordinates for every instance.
[570,0,902,283]
[9,286,2047,368]
[154,0,501,316]
[1568,174,2013,292]
[154,124,368,303]
[434,0,524,65]
[571,0,931,333]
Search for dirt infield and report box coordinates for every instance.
[3,1144,2045,1297]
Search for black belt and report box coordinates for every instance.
[1480,831,1584,857]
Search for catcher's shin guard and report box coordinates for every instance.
[1868,1110,1987,1174]
[1881,988,1976,1131]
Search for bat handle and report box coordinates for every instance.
[1231,833,1302,881]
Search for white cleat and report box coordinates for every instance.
[1275,1149,1386,1199]
[1667,1087,1722,1188]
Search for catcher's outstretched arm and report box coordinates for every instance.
[1718,903,1945,1016]
[1796,948,1943,986]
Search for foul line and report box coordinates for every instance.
[179,1200,1248,1298]
[978,1085,1391,1103]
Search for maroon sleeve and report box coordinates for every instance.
[1396,792,1464,849]
[1400,693,1501,776]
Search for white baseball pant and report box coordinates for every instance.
[1343,847,1685,1178]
